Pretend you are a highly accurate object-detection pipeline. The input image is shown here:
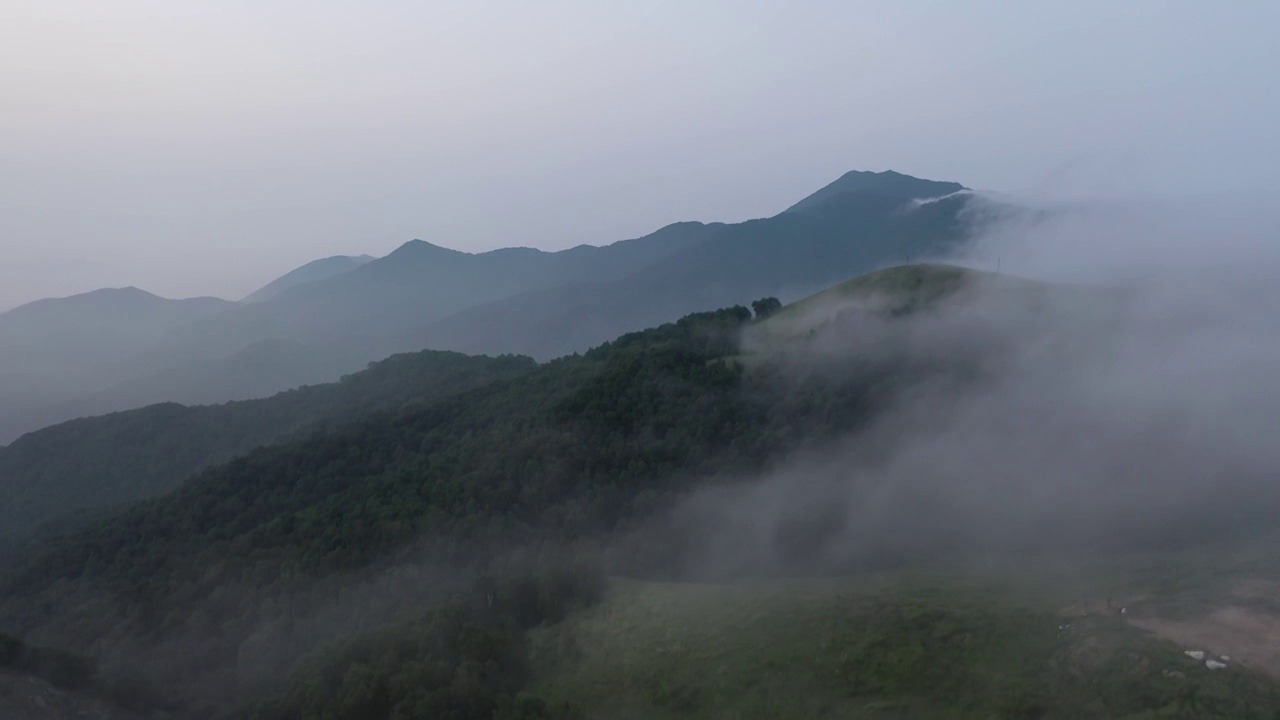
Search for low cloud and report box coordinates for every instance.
[643,192,1280,580]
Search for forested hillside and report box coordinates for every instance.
[0,267,975,717]
[0,350,534,544]
[4,264,1280,719]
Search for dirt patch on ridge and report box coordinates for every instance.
[1129,580,1280,678]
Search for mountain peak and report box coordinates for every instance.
[95,286,160,301]
[358,239,472,280]
[388,239,470,259]
[3,286,163,316]
[785,170,967,214]
[242,255,375,303]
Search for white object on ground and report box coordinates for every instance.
[1185,650,1205,661]
[1220,655,1230,661]
[1206,660,1227,670]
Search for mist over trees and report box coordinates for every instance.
[0,351,535,546]
[751,297,782,319]
[0,287,944,715]
[5,172,1280,718]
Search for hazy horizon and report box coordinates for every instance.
[4,1,1279,310]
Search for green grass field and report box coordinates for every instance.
[529,562,1280,719]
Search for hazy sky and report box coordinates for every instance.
[2,0,1277,309]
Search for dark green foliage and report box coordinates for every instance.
[0,631,96,690]
[253,564,599,720]
[494,693,586,720]
[0,295,941,714]
[6,261,1279,719]
[751,297,782,319]
[2,307,760,593]
[0,350,535,542]
[2,302,901,606]
[473,559,607,630]
[0,632,21,665]
[253,604,532,720]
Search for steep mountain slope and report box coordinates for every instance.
[0,303,873,712]
[0,350,534,543]
[0,219,712,442]
[0,289,239,445]
[784,168,966,214]
[2,264,1272,719]
[241,254,374,303]
[164,220,711,356]
[0,287,234,362]
[0,631,158,719]
[416,188,972,359]
[0,266,1011,713]
[0,171,970,445]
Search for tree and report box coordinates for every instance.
[751,297,782,320]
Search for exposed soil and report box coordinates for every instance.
[1128,579,1280,678]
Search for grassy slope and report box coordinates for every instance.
[729,263,989,370]
[733,263,1115,377]
[530,571,1280,719]
[745,262,1051,344]
[773,263,977,318]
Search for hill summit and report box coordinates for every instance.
[785,169,966,214]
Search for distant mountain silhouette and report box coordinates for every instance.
[170,223,708,353]
[417,188,971,359]
[0,349,532,542]
[0,289,238,443]
[784,169,965,214]
[241,254,374,303]
[0,170,984,443]
[0,287,232,349]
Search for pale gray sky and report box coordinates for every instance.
[2,0,1277,309]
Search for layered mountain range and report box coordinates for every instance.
[0,170,971,444]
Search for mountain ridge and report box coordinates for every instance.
[0,262,1148,717]
[785,169,966,214]
[0,170,979,443]
[241,254,374,303]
